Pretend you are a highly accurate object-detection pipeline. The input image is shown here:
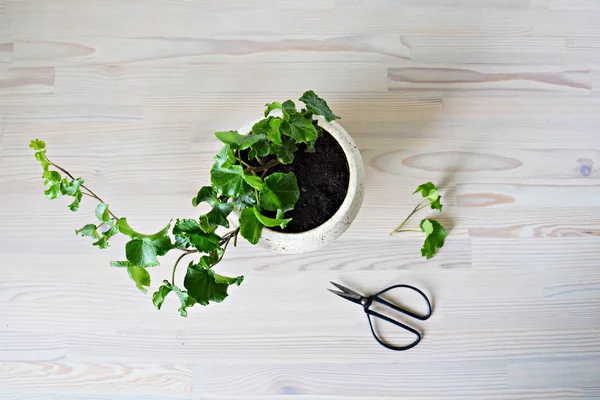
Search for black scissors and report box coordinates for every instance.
[329,282,432,351]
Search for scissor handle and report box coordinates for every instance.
[364,284,432,351]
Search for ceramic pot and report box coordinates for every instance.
[235,113,365,254]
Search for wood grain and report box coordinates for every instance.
[1,0,600,399]
[0,67,54,94]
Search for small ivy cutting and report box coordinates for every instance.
[30,90,339,317]
[391,182,448,259]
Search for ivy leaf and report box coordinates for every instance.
[125,238,161,267]
[430,196,443,212]
[215,131,265,150]
[211,163,249,198]
[152,282,172,310]
[259,187,283,211]
[44,183,61,200]
[263,172,300,212]
[253,117,283,146]
[44,170,61,184]
[173,218,203,234]
[109,260,134,267]
[188,233,221,253]
[253,206,291,229]
[192,187,234,230]
[152,280,196,317]
[29,139,46,150]
[248,148,257,160]
[251,118,271,137]
[268,118,283,144]
[109,260,151,294]
[59,177,83,196]
[233,191,256,211]
[214,145,235,168]
[420,219,447,260]
[282,100,296,119]
[43,170,62,200]
[243,174,264,191]
[153,236,173,256]
[253,138,271,157]
[299,90,340,122]
[184,262,244,306]
[264,101,282,117]
[174,234,191,250]
[281,112,318,143]
[95,203,111,222]
[273,136,297,165]
[31,139,50,177]
[192,186,218,207]
[102,220,119,239]
[92,236,109,249]
[206,203,234,230]
[35,151,51,176]
[116,218,171,240]
[414,182,442,211]
[127,265,151,294]
[173,219,221,253]
[198,214,214,233]
[76,224,101,239]
[414,182,439,202]
[68,191,83,212]
[239,207,264,245]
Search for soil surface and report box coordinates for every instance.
[263,130,350,233]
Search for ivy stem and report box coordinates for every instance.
[213,227,239,267]
[235,151,252,168]
[48,160,119,220]
[391,201,428,234]
[255,156,265,165]
[218,228,240,246]
[171,250,194,284]
[248,159,279,172]
[390,229,421,235]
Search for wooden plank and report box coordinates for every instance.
[456,183,600,208]
[54,65,187,95]
[388,66,590,92]
[12,36,411,67]
[0,40,13,63]
[7,5,534,38]
[508,357,600,388]
[0,362,195,397]
[0,67,54,95]
[367,148,600,181]
[532,0,600,10]
[185,63,387,93]
[406,36,568,65]
[193,361,508,396]
[2,106,142,123]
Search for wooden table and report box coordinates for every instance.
[1,1,600,399]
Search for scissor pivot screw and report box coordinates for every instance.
[361,297,372,308]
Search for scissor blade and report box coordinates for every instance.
[328,289,362,305]
[330,281,362,299]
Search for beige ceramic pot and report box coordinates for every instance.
[234,112,365,254]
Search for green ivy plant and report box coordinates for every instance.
[30,90,340,317]
[391,182,448,259]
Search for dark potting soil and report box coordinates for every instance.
[247,130,350,233]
